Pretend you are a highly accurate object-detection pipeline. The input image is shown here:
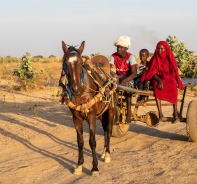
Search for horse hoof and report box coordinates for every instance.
[91,171,99,176]
[73,165,82,175]
[101,153,105,159]
[101,148,106,159]
[104,157,111,163]
[104,153,111,163]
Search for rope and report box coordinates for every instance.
[86,70,102,88]
[66,80,117,115]
[82,83,100,93]
[96,95,112,118]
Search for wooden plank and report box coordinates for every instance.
[117,85,154,96]
[117,78,197,97]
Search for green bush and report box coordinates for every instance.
[90,52,101,58]
[166,35,197,78]
[13,52,44,89]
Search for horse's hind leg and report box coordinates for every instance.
[88,118,99,175]
[73,118,84,175]
[100,108,114,163]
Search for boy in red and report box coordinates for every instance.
[109,36,137,123]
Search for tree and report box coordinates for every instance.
[166,35,197,78]
[48,55,56,58]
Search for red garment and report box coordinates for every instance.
[112,52,132,76]
[141,41,183,104]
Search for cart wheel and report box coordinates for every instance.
[111,106,130,138]
[112,124,130,138]
[145,111,159,127]
[186,100,197,142]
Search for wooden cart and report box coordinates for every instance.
[112,78,197,142]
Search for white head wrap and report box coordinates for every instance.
[114,36,131,48]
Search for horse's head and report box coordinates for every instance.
[62,41,85,96]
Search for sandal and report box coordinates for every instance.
[172,117,180,124]
[157,116,165,124]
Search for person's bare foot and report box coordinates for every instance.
[158,114,164,123]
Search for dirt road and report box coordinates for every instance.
[1,84,197,184]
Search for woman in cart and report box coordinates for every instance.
[140,41,183,124]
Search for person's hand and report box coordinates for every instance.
[119,80,127,86]
[157,81,163,90]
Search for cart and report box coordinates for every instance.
[112,78,197,142]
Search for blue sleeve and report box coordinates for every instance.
[128,55,136,65]
[109,56,115,65]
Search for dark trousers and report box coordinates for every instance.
[136,82,147,101]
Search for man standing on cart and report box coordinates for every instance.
[109,36,137,123]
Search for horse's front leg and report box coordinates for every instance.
[73,116,84,175]
[88,115,99,175]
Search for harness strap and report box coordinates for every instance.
[86,70,102,88]
[66,80,117,115]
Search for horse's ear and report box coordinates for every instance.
[62,41,68,53]
[78,41,85,54]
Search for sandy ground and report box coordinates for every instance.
[1,80,197,184]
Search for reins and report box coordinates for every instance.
[62,47,84,100]
[82,83,100,93]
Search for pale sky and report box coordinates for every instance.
[0,0,197,58]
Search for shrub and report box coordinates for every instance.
[3,56,19,63]
[90,52,101,58]
[13,52,44,90]
[49,55,56,58]
[33,55,43,58]
[166,35,197,78]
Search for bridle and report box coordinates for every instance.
[63,47,84,99]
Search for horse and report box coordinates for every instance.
[61,41,117,175]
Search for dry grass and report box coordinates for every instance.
[34,62,62,88]
[0,62,18,79]
[0,55,141,89]
[0,60,62,91]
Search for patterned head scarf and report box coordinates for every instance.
[114,36,131,48]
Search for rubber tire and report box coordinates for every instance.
[186,100,197,142]
[111,106,130,138]
[111,124,130,138]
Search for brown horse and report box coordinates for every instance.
[61,41,117,175]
